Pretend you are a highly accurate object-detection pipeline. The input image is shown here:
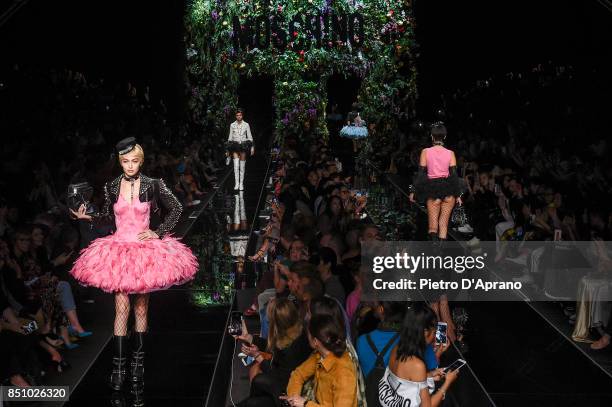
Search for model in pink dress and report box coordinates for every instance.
[70,137,197,391]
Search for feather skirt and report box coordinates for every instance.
[70,235,198,294]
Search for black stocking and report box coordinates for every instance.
[114,293,130,336]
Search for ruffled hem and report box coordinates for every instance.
[340,125,368,139]
[415,177,461,201]
[227,140,252,153]
[70,235,198,294]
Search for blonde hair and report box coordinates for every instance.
[266,297,302,352]
[118,143,145,164]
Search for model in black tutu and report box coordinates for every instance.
[227,108,254,191]
[409,122,462,239]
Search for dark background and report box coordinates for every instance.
[1,0,611,120]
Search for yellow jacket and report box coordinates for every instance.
[286,350,357,407]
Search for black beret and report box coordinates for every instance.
[116,137,137,155]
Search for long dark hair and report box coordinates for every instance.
[308,314,346,357]
[396,302,437,362]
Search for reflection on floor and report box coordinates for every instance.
[65,289,229,407]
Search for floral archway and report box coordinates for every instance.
[185,0,417,151]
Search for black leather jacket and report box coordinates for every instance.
[91,174,182,238]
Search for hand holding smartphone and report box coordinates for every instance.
[435,322,448,346]
[444,358,466,373]
[228,311,243,336]
[238,353,256,367]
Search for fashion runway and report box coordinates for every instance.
[62,152,269,407]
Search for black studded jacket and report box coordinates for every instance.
[91,174,182,238]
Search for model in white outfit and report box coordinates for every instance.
[227,109,254,191]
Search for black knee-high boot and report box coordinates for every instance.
[110,335,128,390]
[130,332,145,382]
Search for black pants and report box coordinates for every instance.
[238,372,285,407]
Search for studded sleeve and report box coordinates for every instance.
[154,178,183,238]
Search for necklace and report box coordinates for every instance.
[122,173,140,202]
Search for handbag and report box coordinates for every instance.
[66,182,95,215]
[451,204,468,226]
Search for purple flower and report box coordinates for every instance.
[282,118,289,125]
[213,292,220,301]
[307,108,317,117]
[211,10,219,20]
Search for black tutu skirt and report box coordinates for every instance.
[416,177,461,201]
[227,140,252,153]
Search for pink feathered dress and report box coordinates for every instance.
[70,194,198,294]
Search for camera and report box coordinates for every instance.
[66,182,95,215]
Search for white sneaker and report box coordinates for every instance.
[457,224,474,234]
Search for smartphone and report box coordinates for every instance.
[279,393,291,407]
[240,355,256,367]
[21,320,38,334]
[444,358,467,373]
[228,311,243,336]
[554,229,562,241]
[435,322,448,345]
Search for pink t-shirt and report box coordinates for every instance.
[426,147,452,179]
[346,288,362,321]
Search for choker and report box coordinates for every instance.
[122,173,140,201]
[123,174,140,182]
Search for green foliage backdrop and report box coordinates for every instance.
[185,0,417,150]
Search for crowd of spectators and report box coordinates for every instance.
[399,62,611,348]
[232,61,612,406]
[2,56,611,401]
[0,64,224,386]
[430,63,612,341]
[233,138,458,407]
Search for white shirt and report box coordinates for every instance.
[228,120,253,144]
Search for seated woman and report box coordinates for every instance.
[356,301,408,378]
[236,298,311,407]
[379,303,458,407]
[283,313,358,407]
[38,225,92,340]
[1,235,70,372]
